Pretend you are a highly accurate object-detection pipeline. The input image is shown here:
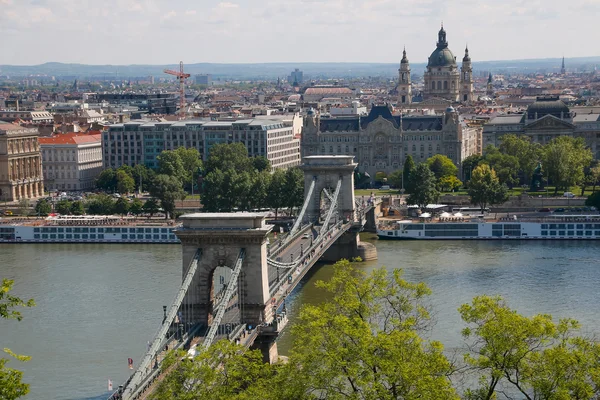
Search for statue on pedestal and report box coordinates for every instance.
[530,162,545,192]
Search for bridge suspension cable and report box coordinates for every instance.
[319,178,342,237]
[121,249,202,399]
[203,248,246,349]
[287,177,316,239]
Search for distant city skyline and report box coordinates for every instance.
[1,0,599,65]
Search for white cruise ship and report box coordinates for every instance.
[0,216,180,244]
[377,215,600,240]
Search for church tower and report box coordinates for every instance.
[561,56,566,75]
[486,73,494,96]
[460,46,474,103]
[398,47,412,105]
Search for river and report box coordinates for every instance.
[1,238,600,399]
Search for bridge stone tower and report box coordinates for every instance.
[300,155,357,223]
[300,155,376,261]
[175,213,274,328]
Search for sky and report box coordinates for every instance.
[1,0,599,65]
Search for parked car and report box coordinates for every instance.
[563,192,575,198]
[538,208,551,213]
[380,185,391,190]
[555,208,565,213]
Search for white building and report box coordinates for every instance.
[39,132,103,191]
[104,118,300,170]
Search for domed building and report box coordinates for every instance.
[422,25,473,103]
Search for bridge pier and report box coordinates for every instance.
[321,230,377,262]
[363,206,378,233]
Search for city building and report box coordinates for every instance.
[0,111,54,124]
[195,74,212,86]
[94,93,178,114]
[482,97,600,159]
[38,132,103,191]
[104,118,300,170]
[288,69,303,85]
[303,86,354,102]
[301,105,482,180]
[422,26,474,103]
[0,123,44,201]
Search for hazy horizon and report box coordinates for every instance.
[1,0,599,65]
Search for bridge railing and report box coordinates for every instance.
[269,220,349,296]
[115,249,202,400]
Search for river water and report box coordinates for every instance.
[2,239,600,399]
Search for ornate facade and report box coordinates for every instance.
[421,26,474,103]
[483,97,600,159]
[301,105,482,180]
[0,123,44,201]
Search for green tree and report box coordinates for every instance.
[157,150,186,183]
[34,199,51,216]
[1,279,35,400]
[585,191,600,209]
[288,260,458,400]
[116,170,135,195]
[499,134,542,184]
[403,155,416,192]
[482,146,520,188]
[248,171,271,210]
[55,200,72,215]
[462,154,484,182]
[149,175,185,219]
[175,147,203,191]
[467,164,508,212]
[153,340,276,400]
[204,143,253,174]
[426,154,458,180]
[142,197,160,217]
[407,163,439,208]
[460,295,600,400]
[70,201,85,216]
[543,136,592,194]
[129,198,143,216]
[96,168,117,192]
[18,199,30,217]
[589,165,600,193]
[438,175,463,192]
[267,169,287,218]
[114,197,130,216]
[132,164,154,193]
[283,167,304,214]
[375,171,388,184]
[252,156,271,172]
[387,169,403,189]
[86,194,116,215]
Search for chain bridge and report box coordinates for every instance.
[108,155,380,400]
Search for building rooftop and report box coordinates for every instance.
[487,114,526,125]
[38,132,102,145]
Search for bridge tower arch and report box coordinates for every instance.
[176,213,275,329]
[300,155,357,224]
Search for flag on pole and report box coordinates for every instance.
[108,379,113,391]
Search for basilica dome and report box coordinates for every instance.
[427,26,457,68]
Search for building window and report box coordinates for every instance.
[437,81,442,90]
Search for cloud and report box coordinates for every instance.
[0,0,597,64]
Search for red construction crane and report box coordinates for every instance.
[163,61,190,117]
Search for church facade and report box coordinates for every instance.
[301,105,482,181]
[398,26,474,105]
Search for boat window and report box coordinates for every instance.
[577,231,584,236]
[567,231,574,236]
[558,231,565,236]
[541,231,548,236]
[586,231,593,236]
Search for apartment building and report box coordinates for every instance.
[103,118,300,170]
[39,132,103,191]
